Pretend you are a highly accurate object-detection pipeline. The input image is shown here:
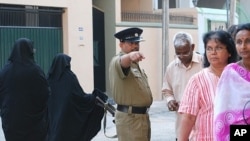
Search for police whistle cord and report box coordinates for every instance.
[96,96,117,138]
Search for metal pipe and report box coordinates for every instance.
[230,0,236,26]
[162,0,169,97]
[226,0,229,28]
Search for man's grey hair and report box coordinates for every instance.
[173,32,193,48]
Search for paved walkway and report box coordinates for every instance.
[92,100,176,141]
[0,100,176,141]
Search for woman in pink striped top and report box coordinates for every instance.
[177,30,238,141]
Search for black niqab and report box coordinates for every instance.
[47,53,71,81]
[8,38,35,64]
[0,38,50,141]
[47,53,107,141]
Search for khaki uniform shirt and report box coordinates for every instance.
[109,52,153,107]
[109,52,153,141]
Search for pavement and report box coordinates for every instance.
[92,100,176,141]
[0,100,176,141]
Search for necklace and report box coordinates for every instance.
[242,61,250,71]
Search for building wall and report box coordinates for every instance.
[197,8,228,53]
[1,0,95,93]
[121,0,153,11]
[197,0,226,9]
[177,0,194,8]
[238,0,250,23]
[1,0,201,100]
[93,0,118,97]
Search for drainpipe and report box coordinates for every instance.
[229,0,236,26]
[162,0,169,98]
[226,0,230,28]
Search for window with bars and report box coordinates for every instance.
[153,0,162,9]
[0,4,63,27]
[153,0,176,10]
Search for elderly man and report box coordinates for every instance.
[161,32,203,140]
[109,27,153,141]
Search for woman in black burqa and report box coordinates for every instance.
[0,38,50,141]
[46,53,107,141]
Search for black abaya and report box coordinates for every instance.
[0,38,50,141]
[47,53,107,141]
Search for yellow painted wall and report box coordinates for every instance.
[121,0,153,11]
[1,0,199,100]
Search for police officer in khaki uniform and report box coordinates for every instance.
[109,27,153,141]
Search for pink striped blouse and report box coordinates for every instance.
[178,68,219,141]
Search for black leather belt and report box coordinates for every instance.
[117,105,148,114]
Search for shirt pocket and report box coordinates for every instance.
[131,68,142,78]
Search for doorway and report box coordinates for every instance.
[93,7,106,92]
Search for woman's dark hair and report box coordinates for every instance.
[235,23,250,37]
[202,30,238,67]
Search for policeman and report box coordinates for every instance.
[109,27,153,141]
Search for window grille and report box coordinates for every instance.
[0,4,63,27]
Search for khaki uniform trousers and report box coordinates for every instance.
[115,111,151,141]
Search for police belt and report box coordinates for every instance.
[117,105,149,114]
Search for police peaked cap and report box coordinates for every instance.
[114,27,144,42]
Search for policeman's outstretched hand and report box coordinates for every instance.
[129,51,145,62]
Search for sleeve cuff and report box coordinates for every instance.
[166,96,175,103]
